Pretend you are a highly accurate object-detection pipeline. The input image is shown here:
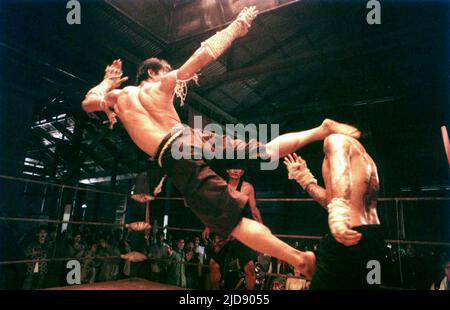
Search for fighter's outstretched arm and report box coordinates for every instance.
[82,59,128,112]
[284,153,327,208]
[159,6,259,92]
[82,59,128,128]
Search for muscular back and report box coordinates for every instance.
[83,7,260,159]
[111,77,181,157]
[322,134,380,227]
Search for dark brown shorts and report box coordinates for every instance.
[155,126,269,238]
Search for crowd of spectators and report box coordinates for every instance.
[0,222,448,290]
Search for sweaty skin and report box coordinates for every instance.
[83,60,205,158]
[207,169,260,290]
[82,7,260,158]
[82,7,356,278]
[227,169,263,223]
[321,134,380,227]
[284,134,380,245]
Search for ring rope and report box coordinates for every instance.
[1,216,449,247]
[0,216,123,227]
[0,255,121,265]
[0,253,306,282]
[1,174,448,202]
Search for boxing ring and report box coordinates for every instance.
[47,278,184,290]
[0,174,449,290]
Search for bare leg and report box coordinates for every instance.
[231,218,316,279]
[266,119,360,160]
[244,261,256,290]
[209,259,221,290]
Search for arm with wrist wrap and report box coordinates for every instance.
[201,6,258,60]
[82,59,127,128]
[327,198,354,244]
[284,154,328,208]
[324,135,362,246]
[287,160,318,189]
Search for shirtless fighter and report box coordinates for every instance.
[204,168,261,289]
[284,134,385,289]
[82,6,359,278]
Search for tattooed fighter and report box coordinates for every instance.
[284,134,386,289]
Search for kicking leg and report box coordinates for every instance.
[209,258,222,290]
[231,218,316,279]
[265,119,360,160]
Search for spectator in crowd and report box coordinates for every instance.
[431,259,450,290]
[66,233,86,259]
[193,236,206,287]
[96,236,120,282]
[185,240,199,288]
[81,242,97,284]
[118,232,132,279]
[148,231,170,283]
[22,227,50,289]
[167,238,186,288]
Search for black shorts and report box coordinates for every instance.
[210,240,256,272]
[227,239,257,269]
[310,225,387,290]
[209,204,257,269]
[155,126,269,238]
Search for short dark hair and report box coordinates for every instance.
[136,57,171,85]
[37,226,47,234]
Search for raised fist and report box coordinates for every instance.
[235,6,259,37]
[104,59,128,88]
[236,6,259,28]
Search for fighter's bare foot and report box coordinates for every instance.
[322,119,361,139]
[295,251,316,280]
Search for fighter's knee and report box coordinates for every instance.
[247,218,271,234]
[259,222,272,234]
[232,218,272,241]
